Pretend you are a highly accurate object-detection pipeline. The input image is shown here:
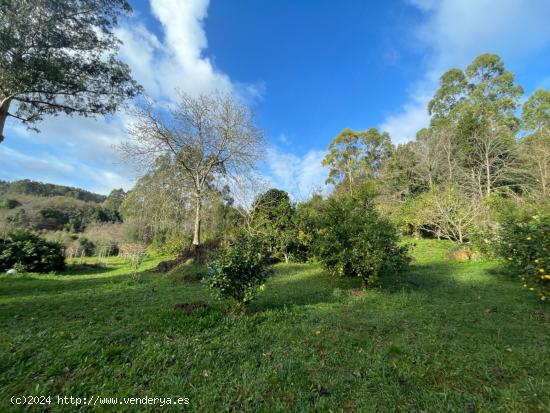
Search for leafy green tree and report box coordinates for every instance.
[252,189,296,262]
[322,128,392,195]
[520,89,550,199]
[428,54,524,197]
[496,205,550,302]
[0,230,65,273]
[315,189,409,287]
[0,0,142,143]
[429,54,523,134]
[120,156,194,243]
[206,232,272,305]
[98,189,126,222]
[522,88,550,134]
[293,194,325,261]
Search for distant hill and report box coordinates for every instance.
[0,180,124,233]
[0,179,106,203]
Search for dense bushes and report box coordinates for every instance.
[0,230,65,273]
[496,208,549,301]
[1,199,21,209]
[205,233,272,304]
[315,189,409,287]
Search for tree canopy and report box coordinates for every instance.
[0,0,142,143]
[322,128,392,195]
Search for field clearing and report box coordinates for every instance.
[1,239,549,412]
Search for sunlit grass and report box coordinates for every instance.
[0,239,548,412]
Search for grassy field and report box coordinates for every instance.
[1,239,549,412]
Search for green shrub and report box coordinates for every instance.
[496,208,549,301]
[78,237,96,256]
[151,232,190,256]
[2,198,21,209]
[0,230,65,273]
[315,192,409,287]
[205,233,272,305]
[96,242,119,257]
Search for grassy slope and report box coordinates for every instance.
[0,240,549,412]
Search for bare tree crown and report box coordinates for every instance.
[120,91,264,246]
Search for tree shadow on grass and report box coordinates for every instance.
[0,273,211,336]
[379,261,461,293]
[251,259,486,314]
[250,264,361,312]
[0,268,160,299]
[63,263,115,276]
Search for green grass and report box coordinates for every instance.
[1,239,549,412]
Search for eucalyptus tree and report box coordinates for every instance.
[322,128,392,195]
[121,92,264,250]
[520,88,550,199]
[429,54,523,134]
[119,156,194,243]
[0,0,141,143]
[428,54,524,197]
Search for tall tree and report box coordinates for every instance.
[520,88,550,199]
[429,54,523,135]
[522,88,550,134]
[252,188,296,262]
[0,0,142,143]
[121,92,264,250]
[428,54,524,197]
[322,128,392,195]
[119,156,193,243]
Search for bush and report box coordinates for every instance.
[96,242,119,257]
[205,233,272,305]
[2,198,21,209]
[78,237,96,256]
[0,230,65,273]
[496,208,549,301]
[315,192,409,287]
[151,232,190,256]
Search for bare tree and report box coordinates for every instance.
[223,173,272,234]
[519,129,550,201]
[120,91,265,250]
[415,128,447,189]
[418,187,482,243]
[463,124,521,198]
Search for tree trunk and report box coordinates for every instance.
[485,153,491,197]
[0,98,12,144]
[193,193,202,246]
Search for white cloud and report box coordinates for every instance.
[117,0,234,101]
[380,91,430,143]
[380,0,550,143]
[116,0,265,103]
[264,147,329,200]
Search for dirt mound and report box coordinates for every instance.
[447,245,482,261]
[173,301,208,314]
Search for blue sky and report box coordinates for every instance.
[1,0,550,198]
